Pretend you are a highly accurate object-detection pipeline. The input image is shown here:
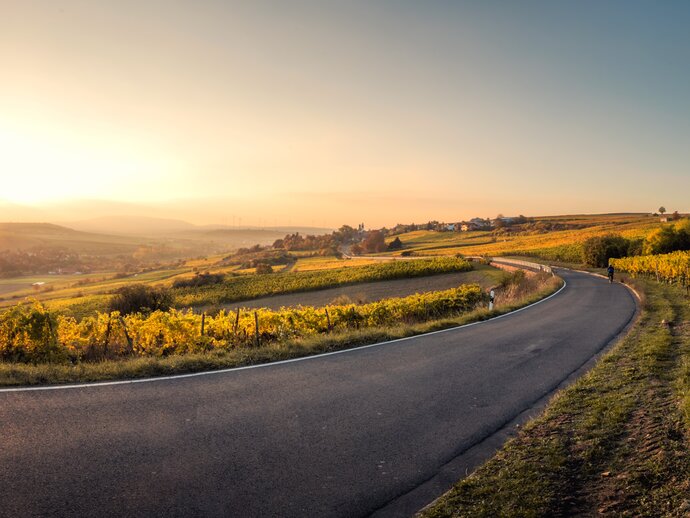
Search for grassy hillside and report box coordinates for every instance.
[383,214,661,263]
[0,222,146,254]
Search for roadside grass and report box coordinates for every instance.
[0,274,562,387]
[420,278,690,517]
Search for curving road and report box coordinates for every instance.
[0,269,637,518]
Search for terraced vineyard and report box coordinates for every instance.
[0,284,483,362]
[610,251,690,286]
[384,214,660,263]
[174,256,472,307]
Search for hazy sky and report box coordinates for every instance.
[1,1,688,227]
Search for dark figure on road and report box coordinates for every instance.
[607,264,614,283]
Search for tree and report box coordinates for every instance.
[581,234,630,267]
[659,206,667,215]
[643,219,690,254]
[108,285,173,315]
[335,225,358,244]
[387,237,403,251]
[493,214,506,229]
[172,272,224,288]
[362,231,387,253]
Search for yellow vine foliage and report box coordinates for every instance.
[2,285,483,363]
[610,251,690,285]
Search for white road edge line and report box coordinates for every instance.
[557,266,642,301]
[0,280,568,393]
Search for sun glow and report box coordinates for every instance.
[0,121,177,204]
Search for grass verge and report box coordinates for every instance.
[420,277,690,517]
[0,275,561,387]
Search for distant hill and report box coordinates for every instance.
[0,219,334,258]
[68,216,198,236]
[0,222,78,234]
[67,216,333,238]
[0,222,146,255]
[175,227,329,248]
[0,200,47,222]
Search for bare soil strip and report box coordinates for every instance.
[218,266,501,311]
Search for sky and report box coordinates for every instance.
[1,1,689,227]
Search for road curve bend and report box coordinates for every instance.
[0,269,637,518]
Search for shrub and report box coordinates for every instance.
[643,219,690,255]
[581,234,630,267]
[388,237,403,251]
[255,263,274,274]
[499,269,526,288]
[172,272,225,289]
[363,231,387,253]
[108,285,173,315]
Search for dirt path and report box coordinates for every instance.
[219,266,501,311]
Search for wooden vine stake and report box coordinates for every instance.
[119,316,133,353]
[254,311,260,347]
[103,312,112,357]
[233,308,240,335]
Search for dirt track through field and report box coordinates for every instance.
[219,268,499,311]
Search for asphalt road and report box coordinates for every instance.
[0,269,637,518]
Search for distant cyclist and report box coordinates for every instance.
[607,264,614,283]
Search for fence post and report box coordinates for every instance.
[103,312,112,357]
[200,313,206,337]
[325,308,331,332]
[254,311,260,347]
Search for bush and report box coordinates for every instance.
[499,269,526,288]
[388,237,403,251]
[363,231,387,253]
[581,234,630,267]
[626,238,644,257]
[172,272,225,289]
[255,263,274,274]
[108,285,173,315]
[643,219,690,255]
